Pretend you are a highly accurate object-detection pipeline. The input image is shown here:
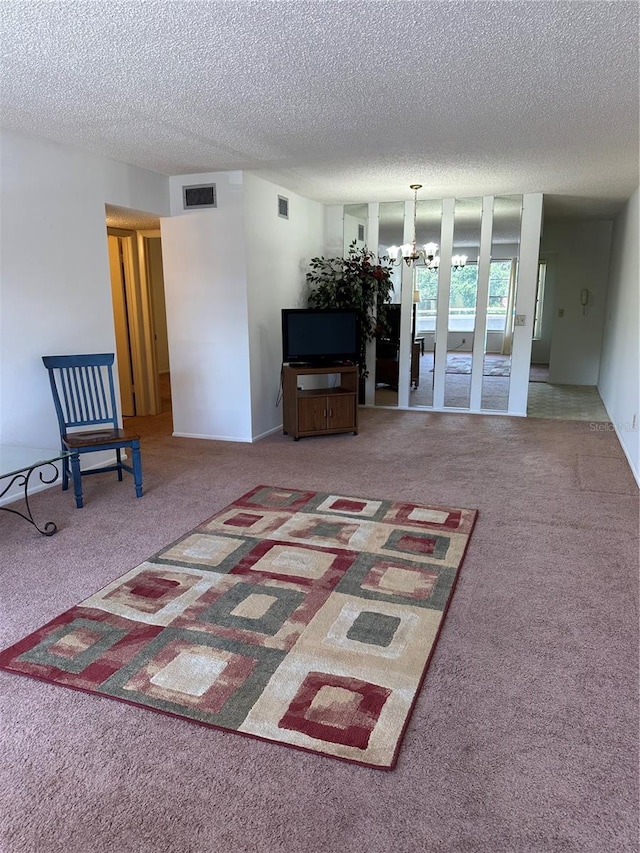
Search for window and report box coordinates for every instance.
[413,260,516,334]
[447,265,479,332]
[487,260,513,331]
[533,262,546,340]
[413,265,481,332]
[414,267,438,331]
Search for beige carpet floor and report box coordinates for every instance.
[1,382,637,853]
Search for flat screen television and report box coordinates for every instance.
[282,308,359,365]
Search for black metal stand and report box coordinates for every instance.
[0,461,60,536]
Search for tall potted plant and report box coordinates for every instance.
[306,242,395,380]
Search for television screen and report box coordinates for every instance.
[282,309,359,365]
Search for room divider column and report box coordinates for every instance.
[508,193,544,414]
[397,198,415,408]
[469,197,494,410]
[364,202,380,406]
[432,198,455,409]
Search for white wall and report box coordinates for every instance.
[162,172,252,441]
[542,219,613,385]
[161,171,324,442]
[598,188,639,483]
[243,174,324,440]
[0,130,169,452]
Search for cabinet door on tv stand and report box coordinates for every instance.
[298,397,328,434]
[327,394,356,431]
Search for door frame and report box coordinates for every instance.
[106,228,160,416]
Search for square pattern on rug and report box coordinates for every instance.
[0,486,477,769]
[430,355,511,376]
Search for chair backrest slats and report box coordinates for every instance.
[42,353,120,433]
[93,364,110,419]
[58,367,75,423]
[76,367,89,420]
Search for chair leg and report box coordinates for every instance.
[69,451,84,508]
[131,441,143,498]
[116,448,123,481]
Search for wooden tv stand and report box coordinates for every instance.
[282,363,358,440]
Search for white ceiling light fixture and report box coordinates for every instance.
[386,184,469,273]
[386,184,439,269]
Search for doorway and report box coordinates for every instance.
[107,234,137,415]
[105,207,170,424]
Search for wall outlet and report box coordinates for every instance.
[515,314,526,326]
[558,308,565,318]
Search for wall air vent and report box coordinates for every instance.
[183,183,217,210]
[278,195,289,219]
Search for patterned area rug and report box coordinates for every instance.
[0,486,477,769]
[430,355,512,376]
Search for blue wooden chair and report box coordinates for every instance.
[42,353,143,507]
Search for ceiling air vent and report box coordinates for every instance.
[278,195,289,219]
[183,183,217,210]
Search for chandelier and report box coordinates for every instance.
[386,183,467,272]
[386,184,439,268]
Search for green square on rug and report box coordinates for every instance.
[0,486,477,769]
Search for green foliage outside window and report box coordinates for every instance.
[486,261,513,314]
[414,260,513,316]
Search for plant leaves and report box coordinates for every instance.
[305,243,395,376]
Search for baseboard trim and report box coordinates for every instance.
[172,431,253,443]
[172,426,283,443]
[602,412,640,489]
[252,425,283,442]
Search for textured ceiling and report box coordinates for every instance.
[105,205,163,231]
[2,1,638,226]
